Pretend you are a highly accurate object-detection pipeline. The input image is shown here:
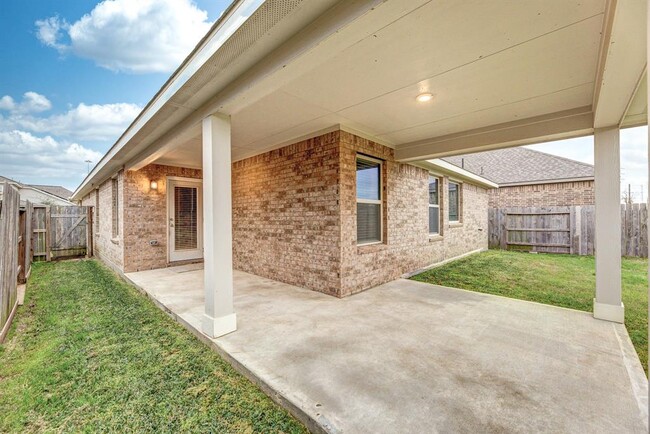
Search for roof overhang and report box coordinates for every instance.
[72,0,646,201]
[414,160,499,190]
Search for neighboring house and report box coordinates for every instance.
[444,148,595,208]
[71,0,644,336]
[0,175,74,206]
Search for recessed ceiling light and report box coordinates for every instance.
[416,93,433,103]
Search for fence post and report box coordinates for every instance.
[0,183,21,342]
[45,206,51,261]
[25,201,32,278]
[500,209,507,250]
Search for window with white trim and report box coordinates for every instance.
[428,176,440,234]
[448,181,460,223]
[356,156,382,244]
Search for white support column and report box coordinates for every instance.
[593,127,624,323]
[646,0,649,383]
[201,114,237,338]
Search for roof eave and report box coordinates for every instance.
[415,159,499,189]
[498,176,595,187]
[71,0,259,201]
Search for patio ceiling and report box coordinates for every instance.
[73,0,647,199]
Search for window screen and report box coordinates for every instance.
[448,182,460,222]
[356,157,382,244]
[111,178,119,237]
[428,176,440,234]
[174,186,198,250]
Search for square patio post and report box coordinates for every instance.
[201,114,237,338]
[593,126,624,323]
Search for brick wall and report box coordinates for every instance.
[488,180,594,208]
[232,132,341,296]
[338,131,488,296]
[81,171,124,271]
[85,130,488,298]
[122,164,202,273]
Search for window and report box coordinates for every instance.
[356,156,382,244]
[448,181,460,222]
[95,189,100,234]
[428,176,440,234]
[111,177,119,237]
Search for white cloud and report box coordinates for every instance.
[0,91,142,190]
[0,92,52,114]
[19,92,53,113]
[36,0,213,73]
[0,96,15,111]
[0,93,140,142]
[0,130,102,189]
[35,16,69,50]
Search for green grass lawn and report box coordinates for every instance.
[0,260,306,433]
[411,250,648,372]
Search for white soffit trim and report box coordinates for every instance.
[394,106,594,162]
[592,0,647,128]
[415,159,498,189]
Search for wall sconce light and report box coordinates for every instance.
[150,180,158,191]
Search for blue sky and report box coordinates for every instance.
[0,0,230,191]
[0,0,647,200]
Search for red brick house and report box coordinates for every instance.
[444,147,595,208]
[70,0,645,338]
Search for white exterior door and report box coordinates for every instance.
[168,178,203,262]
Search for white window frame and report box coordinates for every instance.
[448,180,462,223]
[167,176,204,262]
[428,175,440,235]
[356,155,383,246]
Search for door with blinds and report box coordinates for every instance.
[168,178,203,262]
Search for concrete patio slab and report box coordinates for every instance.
[125,266,648,434]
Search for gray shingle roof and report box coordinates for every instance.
[442,147,594,186]
[0,175,73,200]
[28,185,74,200]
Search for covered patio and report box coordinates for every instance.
[125,265,648,433]
[72,1,649,429]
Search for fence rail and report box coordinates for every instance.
[32,205,89,261]
[489,204,647,257]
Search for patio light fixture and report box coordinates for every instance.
[150,180,158,191]
[416,93,433,103]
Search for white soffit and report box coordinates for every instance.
[593,0,647,128]
[225,0,607,155]
[286,2,600,132]
[79,0,650,197]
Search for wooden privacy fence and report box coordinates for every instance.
[0,183,33,342]
[32,205,90,261]
[1,183,87,342]
[489,204,648,257]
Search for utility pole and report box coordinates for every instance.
[627,184,632,205]
[85,160,92,174]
